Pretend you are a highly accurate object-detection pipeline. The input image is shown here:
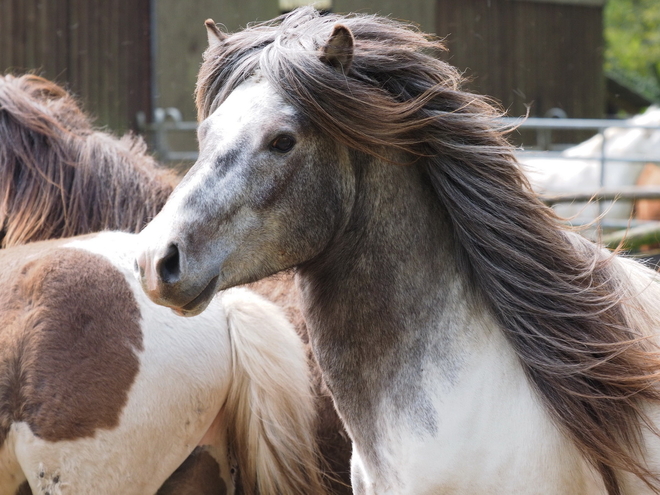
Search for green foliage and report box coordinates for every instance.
[604,0,660,101]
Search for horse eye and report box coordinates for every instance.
[270,135,296,153]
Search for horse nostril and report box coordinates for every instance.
[157,243,181,284]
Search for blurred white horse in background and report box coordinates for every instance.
[521,106,660,224]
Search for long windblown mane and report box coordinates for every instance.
[0,73,176,248]
[197,8,660,493]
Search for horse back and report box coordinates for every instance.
[0,237,143,451]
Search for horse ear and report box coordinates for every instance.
[320,24,354,73]
[205,19,226,49]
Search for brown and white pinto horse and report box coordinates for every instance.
[0,74,350,493]
[0,231,323,494]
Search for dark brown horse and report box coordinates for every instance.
[0,73,351,493]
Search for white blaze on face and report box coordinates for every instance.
[198,76,297,161]
[201,78,270,151]
[166,76,298,214]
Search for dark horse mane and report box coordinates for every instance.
[0,73,176,248]
[197,8,660,493]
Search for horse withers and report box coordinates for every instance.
[0,231,324,495]
[137,8,660,494]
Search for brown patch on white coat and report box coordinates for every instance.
[0,239,142,446]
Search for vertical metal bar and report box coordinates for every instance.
[149,0,157,122]
[597,127,607,235]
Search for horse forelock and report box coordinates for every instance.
[196,8,660,492]
[0,74,176,248]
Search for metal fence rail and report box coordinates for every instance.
[502,117,660,174]
[137,108,199,163]
[501,115,660,230]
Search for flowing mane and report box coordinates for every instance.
[0,73,176,248]
[196,8,660,493]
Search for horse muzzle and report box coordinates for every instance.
[134,242,220,317]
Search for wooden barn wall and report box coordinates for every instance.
[153,0,435,125]
[436,0,605,119]
[154,0,279,123]
[333,0,435,36]
[0,0,151,132]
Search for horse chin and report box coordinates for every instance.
[171,305,210,317]
[169,275,220,317]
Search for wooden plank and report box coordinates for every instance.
[124,0,136,131]
[0,0,13,69]
[134,0,153,128]
[14,0,26,71]
[1,0,152,131]
[57,0,69,81]
[90,0,101,124]
[25,0,36,69]
[118,0,129,131]
[107,0,119,130]
[68,0,80,93]
[435,0,604,128]
[35,0,52,77]
[75,0,90,107]
[97,0,108,127]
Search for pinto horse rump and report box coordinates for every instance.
[0,232,323,495]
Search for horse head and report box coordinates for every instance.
[136,20,358,315]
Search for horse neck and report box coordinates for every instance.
[299,152,471,342]
[296,153,500,444]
